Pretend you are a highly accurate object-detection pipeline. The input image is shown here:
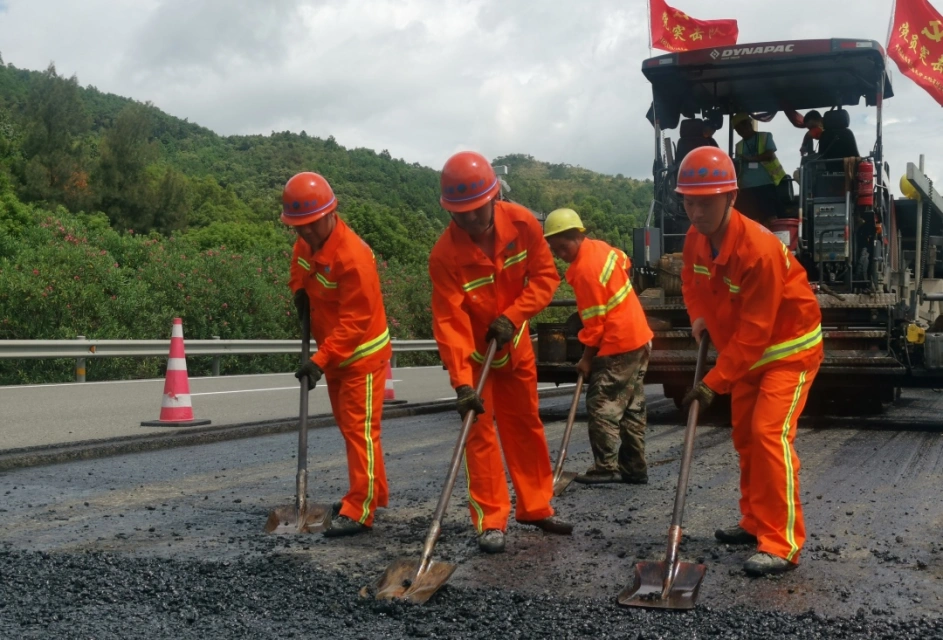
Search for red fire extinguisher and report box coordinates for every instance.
[857,160,874,207]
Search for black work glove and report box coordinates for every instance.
[484,315,516,350]
[455,385,485,419]
[682,381,715,412]
[295,360,323,391]
[293,289,309,324]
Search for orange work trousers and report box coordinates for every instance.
[464,348,555,532]
[325,361,388,527]
[730,358,820,563]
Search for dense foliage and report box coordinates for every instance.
[0,58,651,384]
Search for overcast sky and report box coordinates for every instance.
[0,0,939,185]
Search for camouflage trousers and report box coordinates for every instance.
[585,344,650,480]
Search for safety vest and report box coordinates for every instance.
[736,132,787,186]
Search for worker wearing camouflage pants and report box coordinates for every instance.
[542,207,654,486]
[582,345,651,484]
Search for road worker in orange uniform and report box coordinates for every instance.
[429,151,573,554]
[678,146,823,577]
[284,171,391,538]
[543,208,654,485]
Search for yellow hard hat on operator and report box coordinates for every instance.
[731,112,752,128]
[543,208,585,238]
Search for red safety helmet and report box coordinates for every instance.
[439,151,500,213]
[281,172,338,226]
[675,147,738,196]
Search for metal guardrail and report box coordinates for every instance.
[0,337,441,381]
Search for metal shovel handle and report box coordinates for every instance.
[416,339,498,572]
[663,332,710,572]
[295,304,312,515]
[552,373,585,485]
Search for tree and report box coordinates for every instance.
[95,102,158,231]
[18,64,90,210]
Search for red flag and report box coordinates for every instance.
[887,0,943,107]
[649,0,738,52]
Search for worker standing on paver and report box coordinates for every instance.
[677,147,824,576]
[284,171,391,538]
[543,208,653,485]
[429,151,573,554]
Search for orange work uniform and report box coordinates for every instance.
[430,200,560,532]
[681,208,823,563]
[566,239,653,355]
[288,217,392,527]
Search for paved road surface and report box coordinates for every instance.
[0,367,565,451]
[2,388,943,639]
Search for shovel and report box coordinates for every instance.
[617,332,711,610]
[551,373,584,496]
[264,304,331,534]
[374,340,498,604]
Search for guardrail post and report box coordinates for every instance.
[75,335,86,382]
[390,353,398,369]
[212,336,221,376]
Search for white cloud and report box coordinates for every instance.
[0,0,940,185]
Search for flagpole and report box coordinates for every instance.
[647,0,654,56]
[885,0,897,54]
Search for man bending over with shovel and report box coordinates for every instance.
[285,171,392,538]
[543,208,653,486]
[429,151,573,554]
[677,147,823,576]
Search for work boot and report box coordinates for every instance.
[518,515,574,535]
[714,525,757,545]
[323,515,368,538]
[743,552,796,576]
[620,472,649,485]
[478,529,506,554]
[574,466,622,484]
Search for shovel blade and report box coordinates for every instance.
[616,560,706,610]
[552,471,578,496]
[374,557,458,604]
[264,502,331,534]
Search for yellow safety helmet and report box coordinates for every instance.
[543,208,585,238]
[731,112,752,127]
[899,174,919,200]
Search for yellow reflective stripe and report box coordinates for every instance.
[579,279,633,321]
[471,351,510,368]
[751,325,823,370]
[693,264,711,277]
[599,251,618,285]
[463,275,495,292]
[781,370,807,562]
[297,257,311,271]
[339,328,391,367]
[504,249,527,268]
[463,453,486,534]
[723,277,741,294]
[512,321,528,348]
[358,372,376,524]
[781,244,791,269]
[315,272,337,289]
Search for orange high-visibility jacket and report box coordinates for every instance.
[681,209,823,395]
[430,200,560,389]
[288,217,392,375]
[565,238,653,356]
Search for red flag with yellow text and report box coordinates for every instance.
[888,0,943,107]
[649,0,738,52]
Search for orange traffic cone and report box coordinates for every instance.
[383,360,406,406]
[141,318,212,427]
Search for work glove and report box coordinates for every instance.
[682,381,715,412]
[485,315,516,350]
[295,360,323,391]
[293,289,309,325]
[455,385,485,420]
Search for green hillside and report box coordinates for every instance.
[0,58,652,384]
